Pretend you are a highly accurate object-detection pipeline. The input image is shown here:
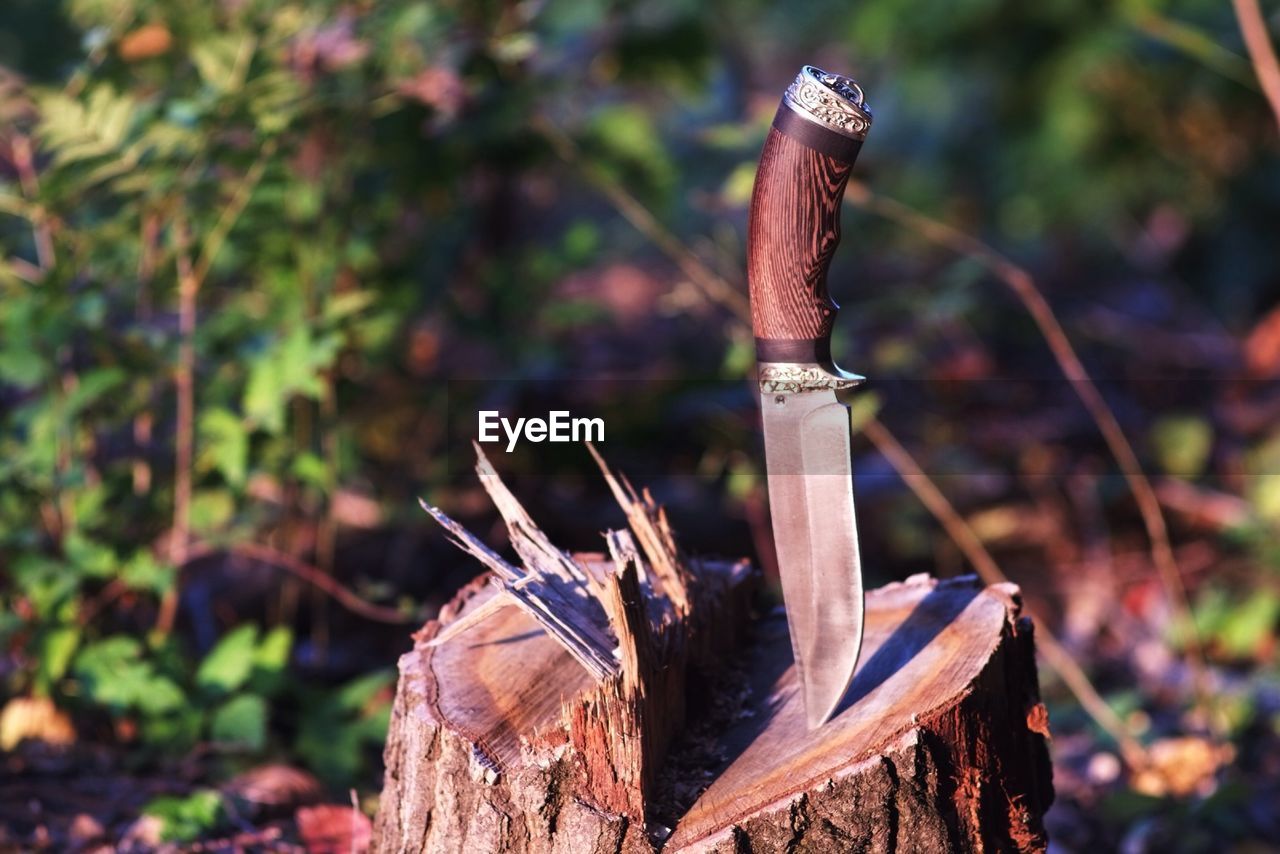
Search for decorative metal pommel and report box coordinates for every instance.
[781,65,873,141]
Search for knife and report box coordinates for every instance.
[748,66,873,730]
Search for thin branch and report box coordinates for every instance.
[845,183,1207,700]
[193,140,276,285]
[185,541,414,624]
[155,217,199,637]
[533,116,752,322]
[133,212,160,496]
[6,256,43,284]
[861,415,1149,768]
[62,5,133,99]
[10,135,55,271]
[153,142,272,635]
[1130,9,1258,89]
[1232,0,1280,134]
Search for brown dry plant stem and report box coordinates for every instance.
[845,183,1207,703]
[861,415,1149,768]
[184,541,412,625]
[1232,0,1280,134]
[156,218,199,637]
[195,141,276,285]
[535,116,752,322]
[308,375,340,660]
[10,135,55,271]
[153,150,273,637]
[545,127,1138,757]
[133,212,161,496]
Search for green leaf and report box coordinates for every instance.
[561,221,600,264]
[848,392,884,434]
[322,290,376,323]
[1248,474,1280,522]
[720,162,757,207]
[0,342,45,387]
[191,34,256,94]
[36,87,144,190]
[253,626,292,675]
[143,790,225,843]
[120,551,173,595]
[189,488,236,535]
[141,707,203,752]
[291,451,329,490]
[1149,414,1213,477]
[243,326,341,434]
[1219,590,1280,659]
[294,671,393,785]
[14,555,81,618]
[589,104,674,198]
[197,409,249,487]
[74,635,153,711]
[36,626,80,692]
[336,669,393,712]
[210,693,267,751]
[195,625,259,696]
[136,677,186,716]
[64,531,116,579]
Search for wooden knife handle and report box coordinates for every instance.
[748,67,872,364]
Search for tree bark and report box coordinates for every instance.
[374,452,1053,853]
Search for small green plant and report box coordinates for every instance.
[142,789,226,843]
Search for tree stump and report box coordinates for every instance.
[374,451,1054,853]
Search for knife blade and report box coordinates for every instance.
[748,66,873,730]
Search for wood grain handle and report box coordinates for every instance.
[748,67,872,363]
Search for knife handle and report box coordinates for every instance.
[749,67,872,365]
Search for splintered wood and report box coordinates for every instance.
[374,449,1054,853]
[384,445,753,851]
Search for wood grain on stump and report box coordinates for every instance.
[373,451,1053,853]
[668,575,1053,852]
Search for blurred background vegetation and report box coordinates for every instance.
[2,0,1280,849]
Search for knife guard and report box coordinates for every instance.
[748,67,872,366]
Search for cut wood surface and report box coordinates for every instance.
[373,450,1053,853]
[668,574,1054,852]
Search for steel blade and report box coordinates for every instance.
[761,388,865,730]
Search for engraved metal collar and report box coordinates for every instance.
[782,65,873,141]
[759,362,866,394]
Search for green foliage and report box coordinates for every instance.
[195,625,259,696]
[210,693,268,751]
[74,636,185,715]
[1191,585,1280,661]
[1150,414,1214,477]
[142,789,226,843]
[295,670,394,786]
[0,2,437,771]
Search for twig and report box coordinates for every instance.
[9,135,55,271]
[184,541,414,624]
[845,183,1207,701]
[62,5,133,100]
[153,145,274,635]
[193,140,276,285]
[156,217,199,637]
[1131,9,1258,88]
[1232,0,1280,134]
[861,415,1149,768]
[133,212,160,495]
[533,116,752,322]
